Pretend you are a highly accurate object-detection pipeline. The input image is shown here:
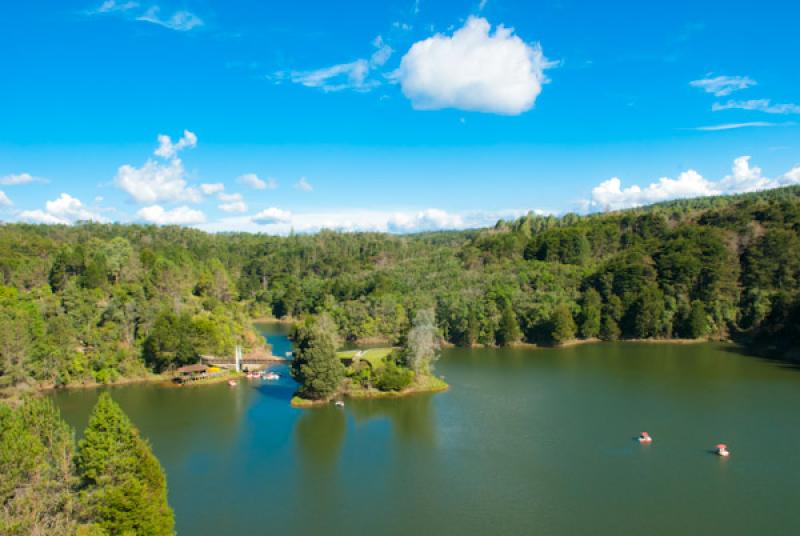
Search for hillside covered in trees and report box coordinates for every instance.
[2,186,800,396]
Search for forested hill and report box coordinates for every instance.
[2,185,800,393]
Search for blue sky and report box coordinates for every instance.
[1,0,798,232]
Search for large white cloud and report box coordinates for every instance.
[394,17,552,115]
[115,131,201,204]
[137,205,206,225]
[19,193,108,224]
[587,156,800,211]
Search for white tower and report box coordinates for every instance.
[235,345,242,372]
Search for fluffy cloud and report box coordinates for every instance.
[217,193,247,213]
[712,99,800,115]
[0,191,11,206]
[19,193,108,224]
[200,183,225,195]
[294,177,313,192]
[136,7,203,31]
[115,131,201,204]
[238,173,277,190]
[252,207,292,225]
[394,17,552,115]
[154,130,197,158]
[90,0,139,14]
[587,156,800,211]
[280,35,393,92]
[137,205,206,225]
[0,173,39,185]
[690,75,756,97]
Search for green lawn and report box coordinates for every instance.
[337,347,395,369]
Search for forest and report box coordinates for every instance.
[2,185,800,397]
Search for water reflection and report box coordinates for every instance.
[349,394,436,446]
[294,405,347,469]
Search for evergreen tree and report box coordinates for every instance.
[0,397,77,535]
[291,314,345,400]
[550,304,577,344]
[496,300,522,346]
[685,300,709,339]
[76,393,174,535]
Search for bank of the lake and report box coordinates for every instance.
[49,324,800,535]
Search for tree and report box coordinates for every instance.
[76,393,174,535]
[496,300,521,346]
[579,288,602,339]
[291,314,345,400]
[550,304,576,344]
[404,308,440,373]
[376,360,414,391]
[685,300,709,339]
[0,397,77,535]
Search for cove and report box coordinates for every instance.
[50,323,800,535]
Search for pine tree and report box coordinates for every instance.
[291,314,344,400]
[76,393,174,535]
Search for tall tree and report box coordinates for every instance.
[550,304,577,344]
[291,314,345,400]
[76,393,174,535]
[405,308,441,373]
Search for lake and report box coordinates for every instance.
[51,324,800,535]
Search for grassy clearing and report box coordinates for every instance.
[337,347,396,369]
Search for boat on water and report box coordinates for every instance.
[228,380,238,387]
[264,372,280,381]
[638,432,653,443]
[334,400,345,408]
[714,444,730,457]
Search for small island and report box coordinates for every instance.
[290,310,448,407]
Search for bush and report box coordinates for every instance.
[375,360,414,391]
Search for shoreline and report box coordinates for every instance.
[290,375,449,408]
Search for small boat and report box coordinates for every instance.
[228,380,238,387]
[334,400,345,408]
[714,444,730,457]
[638,432,653,444]
[264,372,280,381]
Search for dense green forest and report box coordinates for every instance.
[2,186,800,396]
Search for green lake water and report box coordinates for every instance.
[50,324,800,535]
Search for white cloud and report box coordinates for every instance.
[586,156,800,212]
[115,131,201,204]
[394,17,553,115]
[690,75,756,97]
[712,99,800,115]
[295,177,313,192]
[137,205,206,225]
[116,158,201,203]
[0,191,11,206]
[0,173,39,185]
[217,192,247,213]
[238,173,277,190]
[691,121,792,131]
[202,206,541,234]
[280,35,393,92]
[200,182,225,195]
[479,0,489,10]
[18,193,108,224]
[90,0,139,14]
[154,130,197,158]
[136,7,203,31]
[252,207,292,225]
